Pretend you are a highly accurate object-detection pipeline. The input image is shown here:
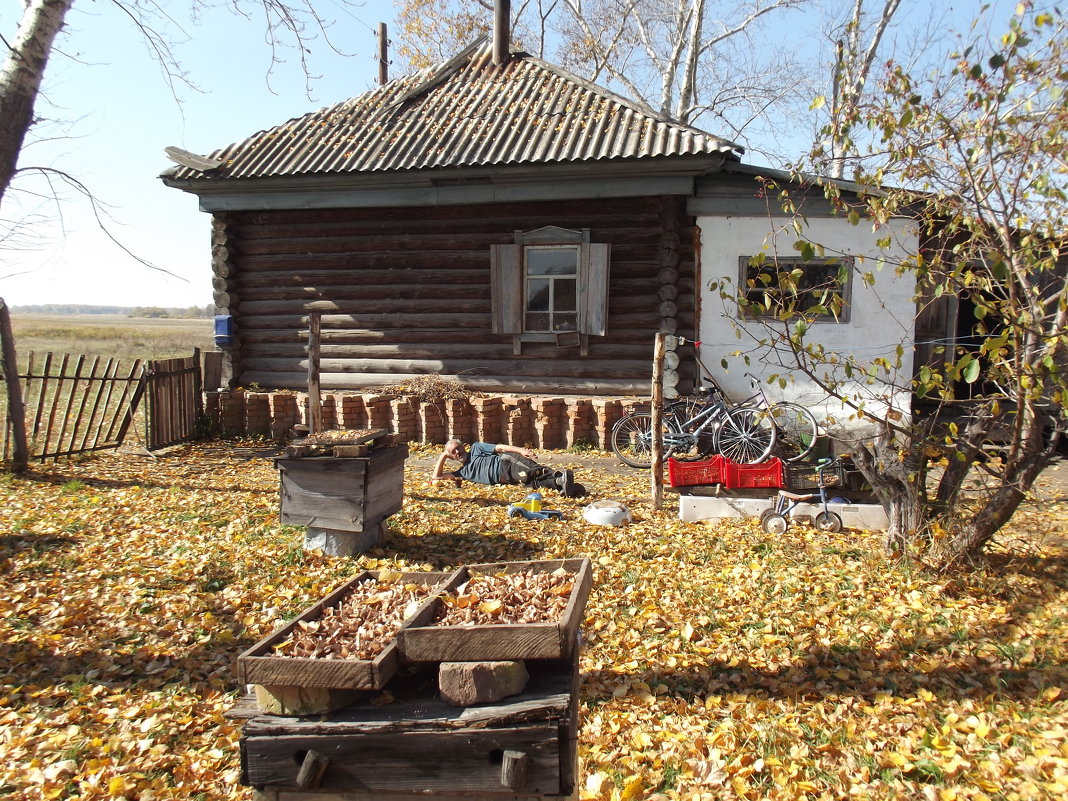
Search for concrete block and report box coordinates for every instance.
[678,495,890,531]
[303,523,384,557]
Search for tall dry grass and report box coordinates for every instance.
[8,314,213,366]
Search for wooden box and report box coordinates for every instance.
[238,570,453,695]
[397,558,593,663]
[274,444,407,534]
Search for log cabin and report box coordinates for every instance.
[161,35,923,429]
[160,37,744,398]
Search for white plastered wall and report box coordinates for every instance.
[696,215,918,434]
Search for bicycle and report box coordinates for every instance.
[759,458,844,534]
[610,339,820,468]
[610,384,777,468]
[667,341,818,463]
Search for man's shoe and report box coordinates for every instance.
[557,469,576,497]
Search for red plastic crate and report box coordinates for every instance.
[667,455,727,487]
[725,457,784,489]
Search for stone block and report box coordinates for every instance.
[438,660,530,707]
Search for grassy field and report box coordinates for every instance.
[8,313,213,364]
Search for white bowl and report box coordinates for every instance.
[582,500,632,526]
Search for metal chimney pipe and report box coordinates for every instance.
[377,22,388,86]
[493,0,511,66]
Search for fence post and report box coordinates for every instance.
[651,332,665,509]
[306,313,322,435]
[0,299,28,471]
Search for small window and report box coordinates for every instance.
[525,246,579,332]
[740,256,853,322]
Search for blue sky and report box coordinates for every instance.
[1,0,398,308]
[0,0,1014,309]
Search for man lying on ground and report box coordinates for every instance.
[431,439,587,497]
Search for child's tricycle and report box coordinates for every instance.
[760,458,845,535]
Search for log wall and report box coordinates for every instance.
[212,196,698,395]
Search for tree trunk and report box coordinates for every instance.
[0,0,73,204]
[929,483,1025,569]
[849,433,926,552]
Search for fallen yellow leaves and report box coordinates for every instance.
[0,442,1066,800]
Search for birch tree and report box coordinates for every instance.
[393,0,810,149]
[821,0,901,178]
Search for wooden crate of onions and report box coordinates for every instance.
[237,570,450,714]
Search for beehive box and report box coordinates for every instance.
[274,443,407,534]
[238,570,453,712]
[397,558,593,663]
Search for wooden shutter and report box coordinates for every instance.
[490,243,523,334]
[579,243,610,336]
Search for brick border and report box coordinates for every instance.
[204,391,636,450]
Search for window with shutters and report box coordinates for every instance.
[491,226,610,354]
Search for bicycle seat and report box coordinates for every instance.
[777,489,813,501]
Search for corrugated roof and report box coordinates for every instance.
[163,42,741,182]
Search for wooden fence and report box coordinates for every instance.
[2,351,203,463]
[6,352,146,462]
[146,353,202,450]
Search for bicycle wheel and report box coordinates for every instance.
[768,402,819,462]
[715,405,776,464]
[610,412,682,469]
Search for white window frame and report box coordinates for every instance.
[491,226,610,355]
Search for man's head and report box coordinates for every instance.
[443,439,466,461]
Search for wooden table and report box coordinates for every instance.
[234,657,580,801]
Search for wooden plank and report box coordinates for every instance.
[78,357,114,453]
[244,355,654,376]
[111,362,146,447]
[0,299,28,470]
[239,370,647,394]
[90,358,122,450]
[39,353,70,461]
[242,727,561,795]
[238,298,492,316]
[307,314,322,435]
[63,355,97,458]
[236,665,575,734]
[237,270,489,288]
[398,559,592,663]
[651,333,665,510]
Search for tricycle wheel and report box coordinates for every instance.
[761,513,789,536]
[814,511,843,533]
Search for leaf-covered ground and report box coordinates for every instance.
[1,442,1066,800]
